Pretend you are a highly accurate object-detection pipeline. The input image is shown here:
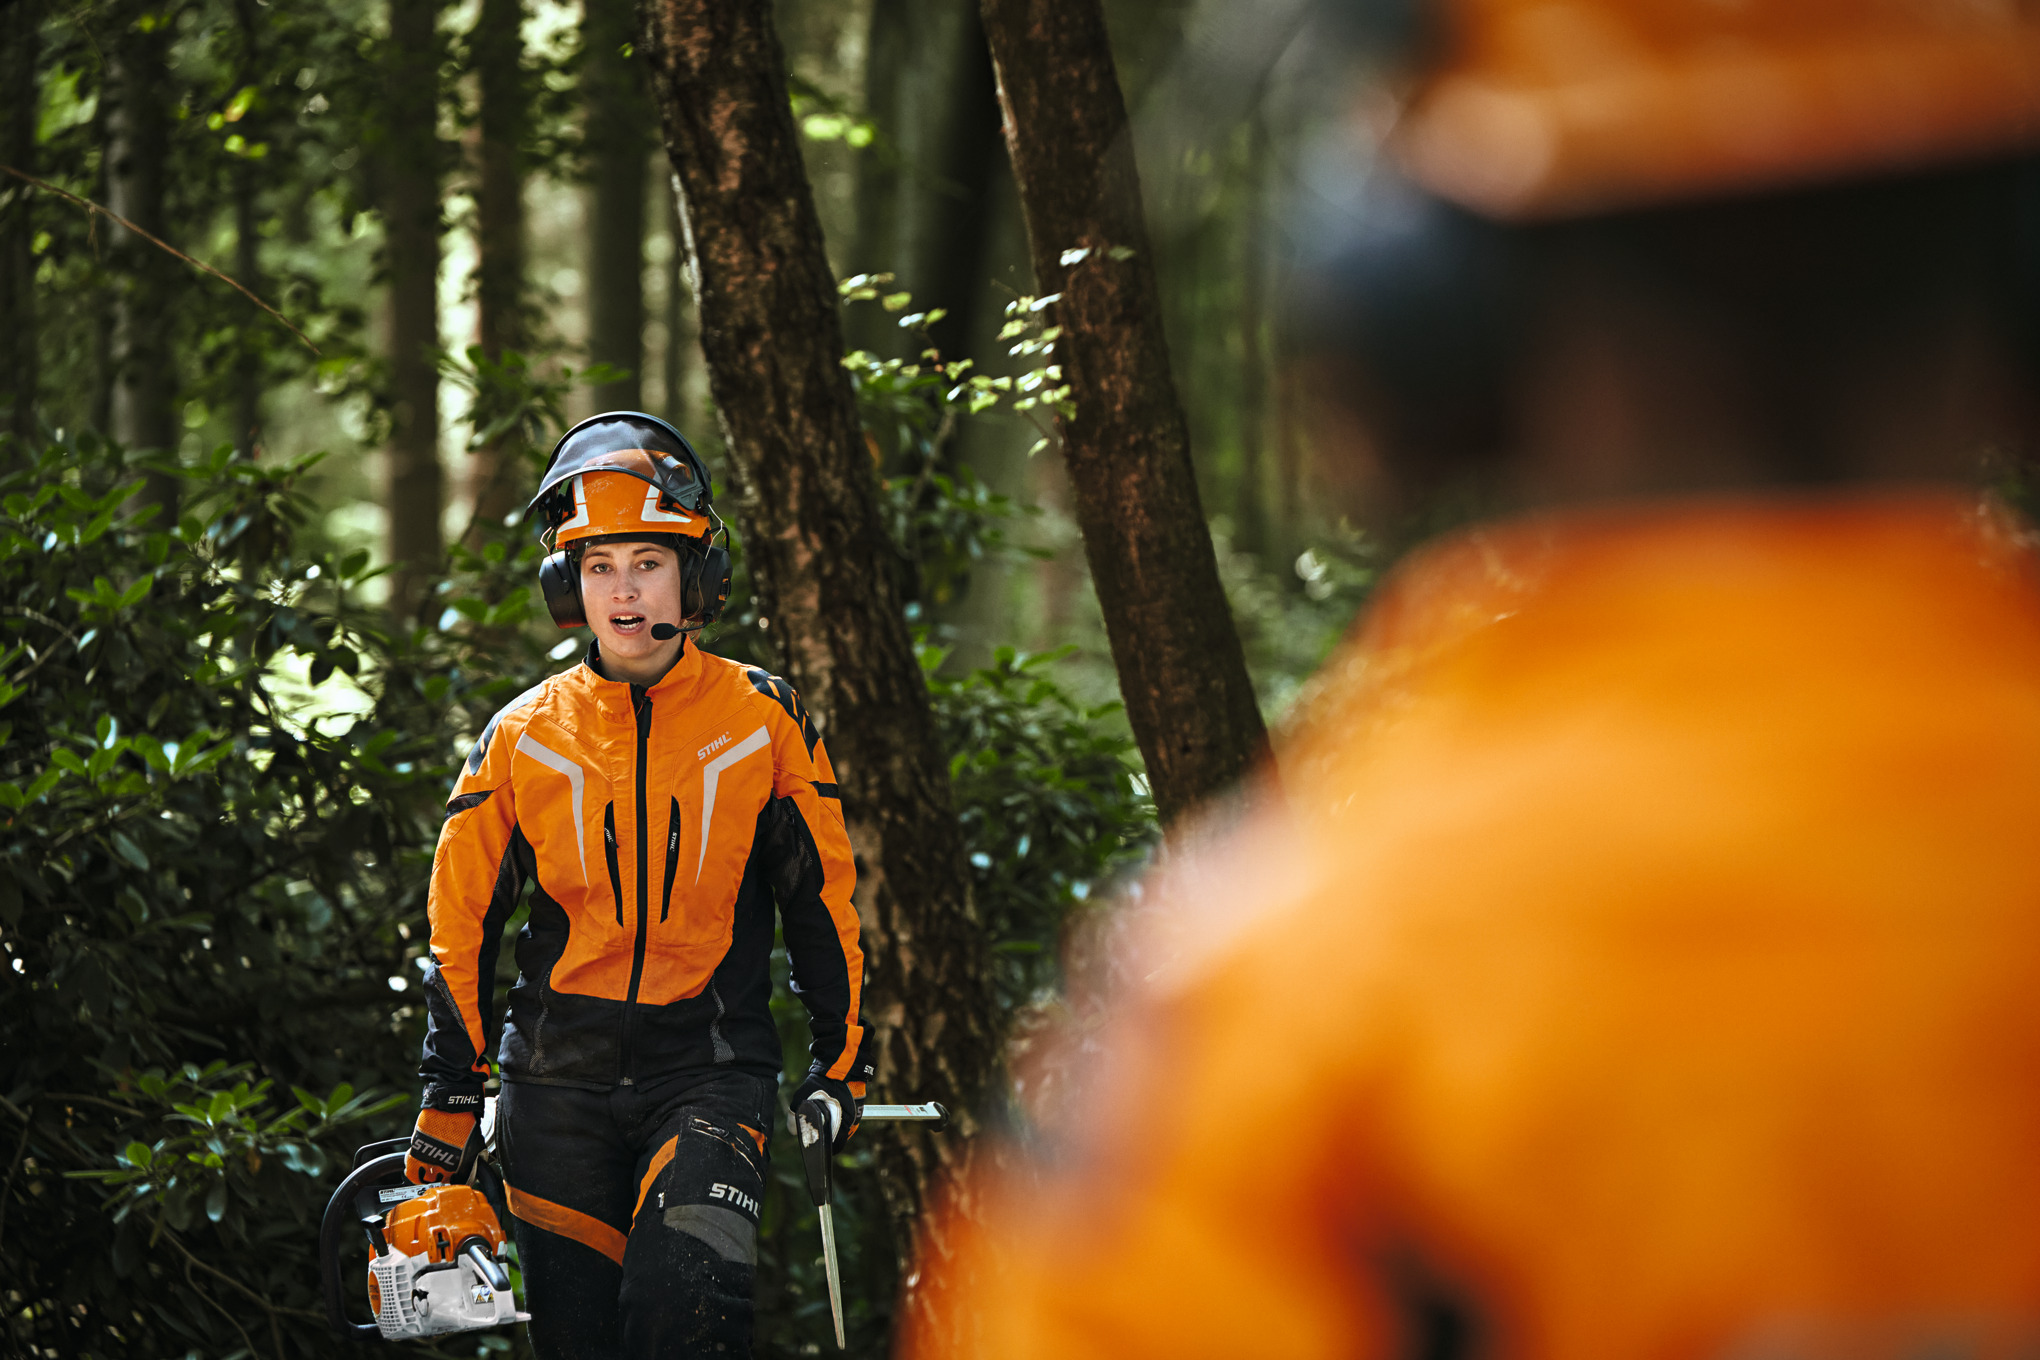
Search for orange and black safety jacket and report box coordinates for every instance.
[417,639,871,1110]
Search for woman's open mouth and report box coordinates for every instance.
[610,613,647,636]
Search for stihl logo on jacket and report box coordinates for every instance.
[417,642,870,1107]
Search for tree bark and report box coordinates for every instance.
[584,0,648,412]
[850,0,1004,369]
[472,0,529,531]
[637,0,996,1301]
[1,0,40,453]
[980,0,1268,824]
[231,0,265,460]
[657,168,692,426]
[106,19,179,513]
[1235,114,1270,560]
[382,0,445,619]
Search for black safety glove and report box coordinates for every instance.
[406,1103,484,1185]
[787,1064,863,1154]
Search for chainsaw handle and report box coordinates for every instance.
[320,1150,409,1339]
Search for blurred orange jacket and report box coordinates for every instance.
[910,493,2040,1359]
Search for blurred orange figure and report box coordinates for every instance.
[906,1,2040,1357]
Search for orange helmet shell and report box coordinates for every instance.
[1396,0,2040,219]
[552,463,709,546]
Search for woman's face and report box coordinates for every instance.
[579,539,685,675]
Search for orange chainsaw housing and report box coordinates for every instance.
[366,1185,509,1317]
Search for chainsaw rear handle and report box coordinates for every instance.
[321,1150,409,1339]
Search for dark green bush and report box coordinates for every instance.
[0,429,1154,1359]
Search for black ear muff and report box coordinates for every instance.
[699,542,732,624]
[538,550,584,629]
[679,540,733,626]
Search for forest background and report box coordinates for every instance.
[0,0,1379,1355]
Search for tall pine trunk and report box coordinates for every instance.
[980,0,1268,824]
[637,0,996,1298]
[1,1,39,453]
[106,19,178,514]
[382,0,445,619]
[583,0,647,413]
[471,0,528,532]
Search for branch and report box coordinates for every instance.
[1,606,81,690]
[179,1247,266,1360]
[162,1223,323,1326]
[45,1093,146,1120]
[0,165,320,356]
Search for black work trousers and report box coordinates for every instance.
[498,1070,776,1360]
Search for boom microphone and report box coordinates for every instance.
[650,623,682,641]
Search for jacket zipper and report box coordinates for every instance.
[619,687,653,1083]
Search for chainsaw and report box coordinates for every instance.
[319,1100,528,1341]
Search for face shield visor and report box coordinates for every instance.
[527,412,716,549]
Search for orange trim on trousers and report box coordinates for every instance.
[505,1182,628,1266]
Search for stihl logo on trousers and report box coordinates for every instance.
[708,1182,759,1217]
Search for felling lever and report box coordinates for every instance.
[794,1099,948,1350]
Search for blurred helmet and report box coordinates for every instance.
[1394,0,2040,218]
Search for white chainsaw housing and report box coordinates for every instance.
[368,1247,528,1339]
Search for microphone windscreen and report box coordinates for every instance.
[650,623,681,641]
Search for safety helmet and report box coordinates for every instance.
[1395,0,2040,219]
[525,412,733,632]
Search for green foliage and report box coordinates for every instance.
[931,645,1154,1005]
[1209,516,1377,720]
[838,275,1053,612]
[0,433,490,1358]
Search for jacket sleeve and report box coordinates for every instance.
[752,672,873,1087]
[417,714,527,1112]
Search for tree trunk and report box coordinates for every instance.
[383,0,445,619]
[850,0,1003,370]
[231,0,265,460]
[584,0,648,412]
[980,0,1268,824]
[106,19,179,513]
[1234,114,1270,560]
[472,0,529,532]
[0,0,39,453]
[637,0,996,1301]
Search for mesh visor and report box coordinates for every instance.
[527,414,708,539]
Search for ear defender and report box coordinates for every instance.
[681,515,734,627]
[538,550,585,629]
